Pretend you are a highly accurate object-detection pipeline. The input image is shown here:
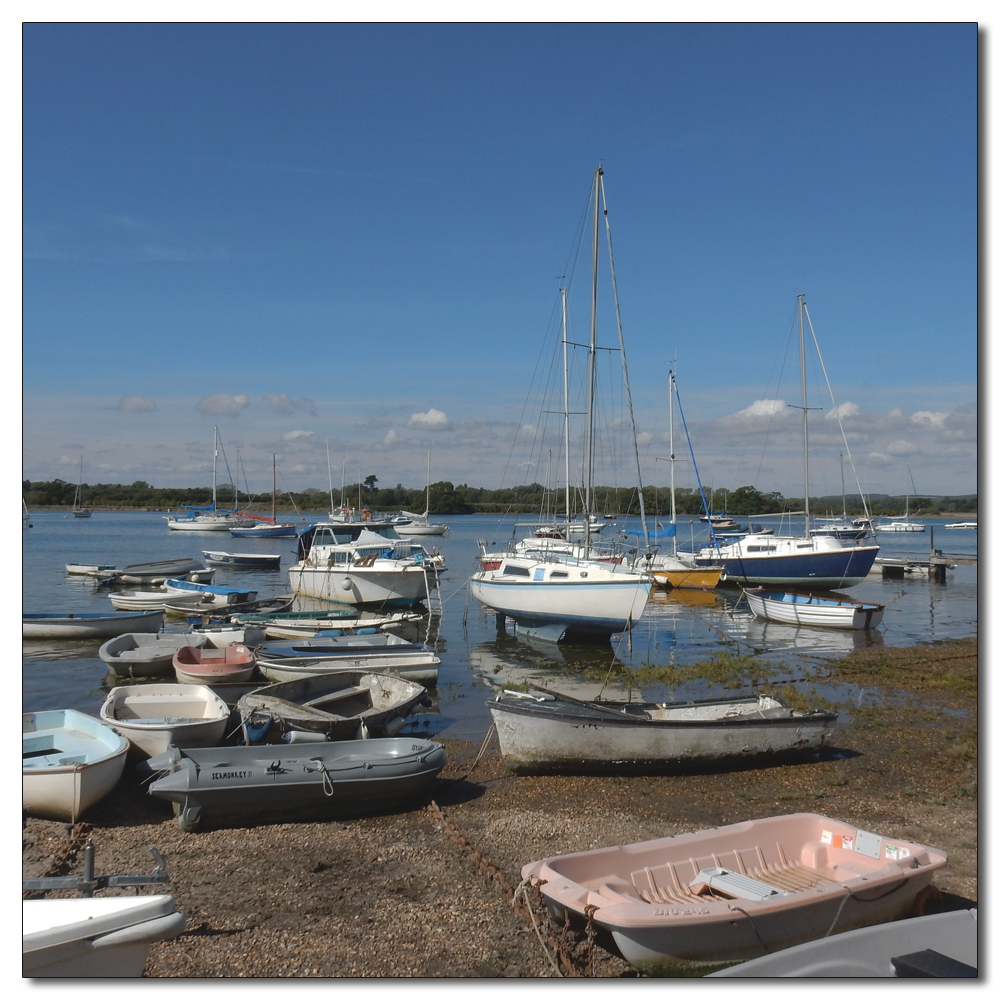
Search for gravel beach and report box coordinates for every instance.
[22,637,977,978]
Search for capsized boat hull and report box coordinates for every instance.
[22,610,165,639]
[23,710,129,822]
[142,737,447,831]
[23,894,186,978]
[709,907,977,977]
[745,589,885,630]
[488,690,837,773]
[522,812,948,974]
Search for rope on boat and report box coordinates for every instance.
[451,724,498,781]
[304,760,336,797]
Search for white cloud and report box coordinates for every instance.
[383,429,403,445]
[910,410,949,429]
[265,394,316,416]
[282,430,316,442]
[825,401,859,420]
[197,393,249,416]
[865,452,895,467]
[886,439,919,456]
[408,408,453,431]
[725,399,791,421]
[115,394,157,413]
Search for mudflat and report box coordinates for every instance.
[22,637,977,978]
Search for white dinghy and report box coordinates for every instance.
[744,589,885,630]
[100,683,233,757]
[99,632,210,678]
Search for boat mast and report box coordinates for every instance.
[669,370,677,556]
[212,426,219,513]
[584,166,600,532]
[425,448,432,517]
[561,286,571,523]
[797,296,811,535]
[272,454,277,523]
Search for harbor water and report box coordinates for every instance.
[22,511,977,740]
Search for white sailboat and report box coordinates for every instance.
[71,458,92,517]
[468,167,652,642]
[695,295,880,588]
[165,427,252,531]
[395,450,449,536]
[874,465,926,532]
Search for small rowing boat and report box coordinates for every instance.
[99,632,209,678]
[744,588,885,630]
[22,610,165,639]
[173,644,257,684]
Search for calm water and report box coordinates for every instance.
[22,511,977,739]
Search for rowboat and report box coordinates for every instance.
[522,812,949,974]
[173,644,257,684]
[100,683,233,757]
[110,558,214,585]
[22,610,165,639]
[744,589,885,630]
[232,609,423,639]
[236,670,430,744]
[65,563,117,577]
[201,550,283,568]
[23,710,129,822]
[944,521,977,529]
[163,578,257,606]
[23,895,187,978]
[488,688,837,773]
[256,636,441,685]
[709,906,977,977]
[99,632,209,678]
[141,737,448,831]
[108,589,201,612]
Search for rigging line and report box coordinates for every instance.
[599,167,648,544]
[802,302,873,521]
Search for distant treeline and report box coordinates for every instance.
[22,478,978,517]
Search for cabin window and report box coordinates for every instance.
[550,571,569,578]
[503,564,531,577]
[747,546,776,553]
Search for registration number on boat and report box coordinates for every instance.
[652,907,712,916]
[213,770,252,779]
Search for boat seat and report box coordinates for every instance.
[301,686,370,708]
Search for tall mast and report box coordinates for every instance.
[325,439,334,513]
[560,286,571,521]
[584,166,601,523]
[426,448,431,516]
[212,426,219,511]
[272,454,277,523]
[669,370,677,555]
[797,296,810,534]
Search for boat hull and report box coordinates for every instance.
[23,895,186,978]
[257,653,440,685]
[100,684,232,758]
[523,812,948,974]
[228,524,300,537]
[709,906,977,977]
[99,633,209,678]
[23,710,129,822]
[745,590,885,630]
[650,567,722,590]
[22,611,165,639]
[288,563,432,607]
[705,542,880,588]
[142,737,447,830]
[488,692,837,773]
[201,551,283,567]
[468,574,651,637]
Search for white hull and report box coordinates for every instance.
[288,563,433,606]
[23,711,129,822]
[100,684,232,757]
[744,590,885,630]
[109,591,200,611]
[876,522,925,533]
[469,557,651,638]
[394,522,448,536]
[99,633,209,678]
[165,517,235,531]
[489,692,837,772]
[258,652,440,685]
[23,611,165,639]
[23,895,186,978]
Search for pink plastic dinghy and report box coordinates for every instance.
[522,812,948,975]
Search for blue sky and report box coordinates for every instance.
[21,20,978,502]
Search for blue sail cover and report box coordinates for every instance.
[624,526,675,538]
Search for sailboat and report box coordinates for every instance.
[808,452,870,541]
[641,371,722,590]
[71,458,92,517]
[395,450,449,536]
[874,465,926,533]
[228,455,305,537]
[165,427,252,531]
[695,295,880,588]
[468,167,652,642]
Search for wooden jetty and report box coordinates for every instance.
[873,526,977,583]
